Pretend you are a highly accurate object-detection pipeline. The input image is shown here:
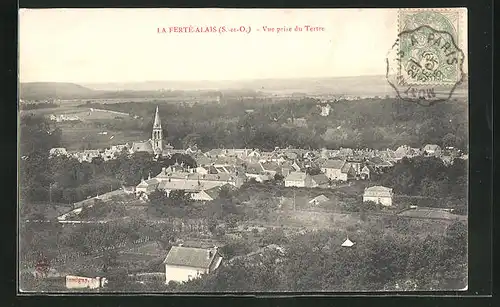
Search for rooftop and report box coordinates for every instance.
[163,246,219,269]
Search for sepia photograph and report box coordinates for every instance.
[18,8,468,293]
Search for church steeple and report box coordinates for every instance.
[153,106,162,129]
[152,106,163,155]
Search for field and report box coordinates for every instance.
[29,103,149,150]
[60,126,145,150]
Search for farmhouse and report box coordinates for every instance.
[363,186,394,207]
[360,166,371,180]
[135,178,160,196]
[163,246,222,284]
[423,144,442,157]
[311,173,330,188]
[284,172,312,188]
[320,159,356,182]
[49,147,68,157]
[190,184,233,202]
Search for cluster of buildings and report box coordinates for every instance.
[48,106,466,201]
[49,144,129,162]
[49,114,81,122]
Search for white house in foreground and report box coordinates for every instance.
[163,246,222,284]
[363,185,394,207]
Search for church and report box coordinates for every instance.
[130,106,174,157]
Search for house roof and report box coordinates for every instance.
[367,157,393,167]
[203,186,219,199]
[364,185,393,197]
[195,156,213,166]
[340,162,352,173]
[321,159,345,169]
[132,141,153,153]
[341,238,355,247]
[205,149,224,157]
[164,246,219,269]
[285,171,307,182]
[246,163,264,174]
[158,180,222,192]
[424,144,441,151]
[144,178,159,186]
[311,173,329,185]
[260,161,281,172]
[309,194,329,204]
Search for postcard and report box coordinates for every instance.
[18,8,468,293]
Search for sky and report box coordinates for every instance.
[19,8,468,83]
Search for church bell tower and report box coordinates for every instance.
[152,106,163,155]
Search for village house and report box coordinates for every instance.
[338,148,354,158]
[345,159,364,178]
[204,148,225,158]
[71,149,101,163]
[244,163,272,183]
[320,159,356,182]
[360,165,371,180]
[363,186,394,207]
[190,184,233,202]
[122,186,136,195]
[157,180,221,199]
[135,178,160,197]
[284,172,313,188]
[366,157,393,172]
[154,167,246,190]
[423,144,442,157]
[163,246,222,284]
[394,145,418,160]
[319,104,331,117]
[194,155,213,167]
[49,147,68,157]
[310,173,330,188]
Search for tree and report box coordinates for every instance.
[274,173,284,182]
[442,133,457,148]
[306,167,321,176]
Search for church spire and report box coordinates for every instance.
[152,106,163,156]
[153,106,161,128]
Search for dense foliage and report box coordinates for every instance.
[82,97,467,151]
[19,114,196,206]
[171,220,467,292]
[374,157,467,213]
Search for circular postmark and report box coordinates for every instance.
[386,25,465,106]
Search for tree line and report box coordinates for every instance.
[80,96,468,151]
[168,220,467,292]
[373,156,467,213]
[19,114,196,206]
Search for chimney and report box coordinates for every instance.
[208,250,213,259]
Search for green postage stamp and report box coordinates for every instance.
[386,8,466,104]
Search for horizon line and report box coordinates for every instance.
[19,74,393,85]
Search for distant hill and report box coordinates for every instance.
[22,75,469,100]
[83,75,393,95]
[20,82,101,100]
